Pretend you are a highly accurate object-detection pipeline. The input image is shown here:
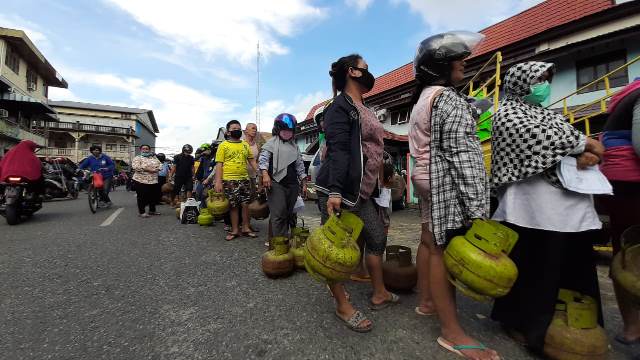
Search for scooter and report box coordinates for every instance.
[0,176,43,225]
[42,158,80,200]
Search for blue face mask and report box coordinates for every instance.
[523,81,551,105]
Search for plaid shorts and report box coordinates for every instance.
[223,179,252,207]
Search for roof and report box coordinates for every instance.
[0,27,67,88]
[364,0,616,99]
[49,100,159,133]
[304,99,332,121]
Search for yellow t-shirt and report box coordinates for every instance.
[215,140,252,180]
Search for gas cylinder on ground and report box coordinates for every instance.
[544,289,609,360]
[290,218,310,269]
[611,225,640,306]
[382,245,417,291]
[443,219,519,302]
[161,183,174,194]
[175,207,181,219]
[262,236,294,278]
[304,211,363,283]
[197,208,214,226]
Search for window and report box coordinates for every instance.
[5,46,19,74]
[576,51,628,93]
[119,144,128,152]
[26,68,37,91]
[105,143,117,152]
[390,108,410,125]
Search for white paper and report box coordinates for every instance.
[374,187,392,208]
[557,157,613,195]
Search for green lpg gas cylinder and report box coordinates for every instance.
[304,211,363,283]
[262,236,294,278]
[207,190,229,217]
[444,219,519,302]
[197,208,214,226]
[291,218,310,269]
[611,225,640,306]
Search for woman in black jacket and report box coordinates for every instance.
[316,54,398,333]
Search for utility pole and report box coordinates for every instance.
[256,41,261,131]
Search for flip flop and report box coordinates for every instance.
[369,292,400,311]
[226,233,240,241]
[437,337,499,359]
[615,334,640,346]
[334,310,372,333]
[414,306,435,316]
[242,232,258,238]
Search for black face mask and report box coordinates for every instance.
[229,129,242,139]
[351,67,375,92]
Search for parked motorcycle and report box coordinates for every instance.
[42,158,81,200]
[0,176,43,225]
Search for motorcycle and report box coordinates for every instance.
[0,176,43,225]
[42,158,81,200]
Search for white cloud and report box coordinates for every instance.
[393,0,544,32]
[242,90,330,132]
[345,0,374,12]
[0,14,49,49]
[103,0,327,66]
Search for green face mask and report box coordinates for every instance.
[523,81,551,105]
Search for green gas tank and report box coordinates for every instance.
[262,236,294,278]
[197,208,214,226]
[444,219,519,302]
[304,211,363,284]
[611,225,640,306]
[544,289,609,360]
[207,190,229,218]
[291,218,310,269]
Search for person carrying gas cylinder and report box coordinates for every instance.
[599,77,640,347]
[78,145,115,206]
[490,61,605,354]
[170,144,195,207]
[259,113,307,238]
[408,31,499,360]
[195,143,214,208]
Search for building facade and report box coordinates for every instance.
[0,27,67,156]
[297,0,640,204]
[36,101,159,164]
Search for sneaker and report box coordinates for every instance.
[139,213,150,218]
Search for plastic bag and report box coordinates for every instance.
[293,196,305,213]
[92,172,104,189]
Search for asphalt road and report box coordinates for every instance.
[0,190,634,359]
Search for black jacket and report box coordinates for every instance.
[315,93,363,207]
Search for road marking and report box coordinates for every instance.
[100,207,124,227]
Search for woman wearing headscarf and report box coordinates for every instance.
[0,140,43,190]
[599,77,640,346]
[490,61,605,354]
[258,113,306,238]
[409,31,499,360]
[132,144,163,218]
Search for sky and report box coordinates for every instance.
[1,0,543,153]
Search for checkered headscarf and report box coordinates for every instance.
[491,62,584,190]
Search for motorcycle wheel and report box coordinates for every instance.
[88,185,98,214]
[6,204,21,225]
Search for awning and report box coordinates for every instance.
[0,91,57,115]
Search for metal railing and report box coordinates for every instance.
[462,51,503,114]
[39,148,133,162]
[547,55,640,136]
[32,120,136,136]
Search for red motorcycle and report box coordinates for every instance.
[0,175,43,225]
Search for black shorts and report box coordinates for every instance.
[173,176,193,195]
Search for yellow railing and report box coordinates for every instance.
[462,51,503,114]
[547,55,640,136]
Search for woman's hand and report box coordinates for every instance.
[585,137,605,158]
[214,181,223,193]
[576,152,600,169]
[202,178,209,186]
[326,196,342,216]
[262,172,272,190]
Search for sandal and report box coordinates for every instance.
[225,233,240,241]
[437,337,500,359]
[615,334,640,346]
[334,310,372,333]
[415,306,436,316]
[242,231,258,238]
[369,292,400,310]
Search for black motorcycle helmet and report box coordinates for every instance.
[182,144,193,154]
[414,31,485,85]
[156,153,166,162]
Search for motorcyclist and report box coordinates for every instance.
[78,145,115,206]
[0,140,44,194]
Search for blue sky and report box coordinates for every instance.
[1,0,542,152]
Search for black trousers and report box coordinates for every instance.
[135,181,157,214]
[491,223,603,353]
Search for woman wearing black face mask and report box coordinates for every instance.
[315,54,397,333]
[258,113,307,239]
